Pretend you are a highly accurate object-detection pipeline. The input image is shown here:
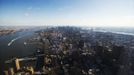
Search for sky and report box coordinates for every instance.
[0,0,134,27]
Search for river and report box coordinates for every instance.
[0,30,36,74]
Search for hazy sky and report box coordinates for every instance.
[0,0,134,27]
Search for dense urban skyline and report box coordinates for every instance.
[0,0,134,27]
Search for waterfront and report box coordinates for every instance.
[0,26,134,75]
[0,30,36,74]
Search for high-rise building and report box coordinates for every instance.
[8,68,14,75]
[4,70,8,75]
[15,58,20,70]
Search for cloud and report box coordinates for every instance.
[25,6,33,17]
[24,13,30,17]
[36,7,41,10]
[58,6,72,11]
[27,6,33,10]
[27,6,41,10]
